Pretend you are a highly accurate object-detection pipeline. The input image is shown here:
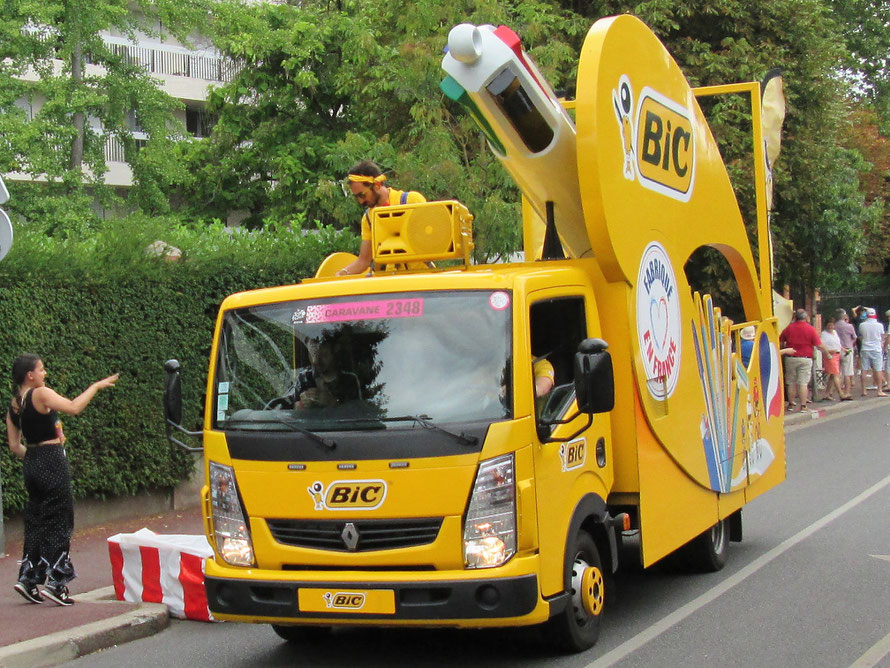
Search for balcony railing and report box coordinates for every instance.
[104,136,148,164]
[22,24,237,83]
[106,42,236,83]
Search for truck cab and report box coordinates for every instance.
[186,264,618,651]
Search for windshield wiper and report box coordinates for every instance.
[377,415,479,446]
[219,417,336,450]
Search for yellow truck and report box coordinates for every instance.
[164,15,787,652]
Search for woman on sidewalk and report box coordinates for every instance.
[5,354,118,606]
[820,318,850,401]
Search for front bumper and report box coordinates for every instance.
[205,552,549,626]
[206,571,539,623]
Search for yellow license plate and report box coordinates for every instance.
[298,588,396,614]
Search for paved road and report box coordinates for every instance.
[70,403,890,667]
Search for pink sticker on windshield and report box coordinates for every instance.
[301,298,424,324]
[489,291,510,310]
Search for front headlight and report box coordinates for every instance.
[209,461,255,567]
[463,453,516,569]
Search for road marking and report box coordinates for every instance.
[849,628,890,668]
[587,471,890,668]
[869,554,890,563]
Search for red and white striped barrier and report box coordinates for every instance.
[108,528,215,622]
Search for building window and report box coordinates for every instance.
[186,107,216,138]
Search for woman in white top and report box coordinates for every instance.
[820,318,848,400]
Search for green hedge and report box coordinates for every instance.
[0,215,357,515]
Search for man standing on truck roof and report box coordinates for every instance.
[336,160,427,276]
[780,309,832,412]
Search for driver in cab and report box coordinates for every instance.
[297,340,360,409]
[533,356,555,398]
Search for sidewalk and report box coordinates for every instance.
[0,392,886,666]
[783,389,890,427]
[0,506,203,666]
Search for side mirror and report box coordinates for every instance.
[574,338,615,414]
[163,359,183,425]
[163,359,203,452]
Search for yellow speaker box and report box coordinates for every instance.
[371,200,474,268]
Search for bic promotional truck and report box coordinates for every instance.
[164,15,787,652]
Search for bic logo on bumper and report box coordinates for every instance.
[613,76,696,202]
[323,591,367,610]
[308,480,387,511]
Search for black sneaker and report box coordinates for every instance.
[14,582,43,604]
[41,584,74,606]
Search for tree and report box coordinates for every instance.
[843,106,890,275]
[177,0,586,259]
[0,0,213,231]
[181,0,879,286]
[828,0,890,133]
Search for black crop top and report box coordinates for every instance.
[8,390,59,444]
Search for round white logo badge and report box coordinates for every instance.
[636,242,682,400]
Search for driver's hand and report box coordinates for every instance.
[300,387,335,408]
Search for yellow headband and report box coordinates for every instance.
[347,174,386,184]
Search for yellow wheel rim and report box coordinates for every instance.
[580,565,604,617]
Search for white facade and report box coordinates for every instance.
[6,24,231,188]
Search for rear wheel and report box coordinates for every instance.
[545,529,604,653]
[271,624,332,644]
[678,518,729,572]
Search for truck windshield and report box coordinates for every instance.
[213,290,512,431]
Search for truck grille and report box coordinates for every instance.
[266,518,444,552]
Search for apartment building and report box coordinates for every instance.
[6,17,232,189]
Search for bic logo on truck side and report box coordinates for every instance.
[613,77,696,202]
[559,438,587,472]
[308,480,387,511]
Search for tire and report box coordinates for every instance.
[271,624,332,644]
[544,529,605,653]
[680,518,729,573]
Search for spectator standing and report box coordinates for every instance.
[5,354,118,606]
[739,325,756,368]
[884,309,890,392]
[857,308,887,397]
[779,309,832,412]
[820,317,848,401]
[833,308,857,399]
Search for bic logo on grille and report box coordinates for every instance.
[307,480,387,511]
[323,591,366,609]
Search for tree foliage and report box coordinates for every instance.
[174,0,888,285]
[175,0,586,259]
[3,0,889,289]
[0,0,213,229]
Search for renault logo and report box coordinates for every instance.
[341,522,360,551]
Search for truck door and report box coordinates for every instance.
[527,292,613,597]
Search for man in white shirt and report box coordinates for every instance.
[858,308,888,397]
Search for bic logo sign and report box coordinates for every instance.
[323,591,366,610]
[612,76,696,202]
[559,438,587,472]
[307,480,387,511]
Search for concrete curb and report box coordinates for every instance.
[784,396,887,429]
[0,590,169,668]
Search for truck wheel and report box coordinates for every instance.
[682,518,729,572]
[545,529,604,653]
[271,624,331,643]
